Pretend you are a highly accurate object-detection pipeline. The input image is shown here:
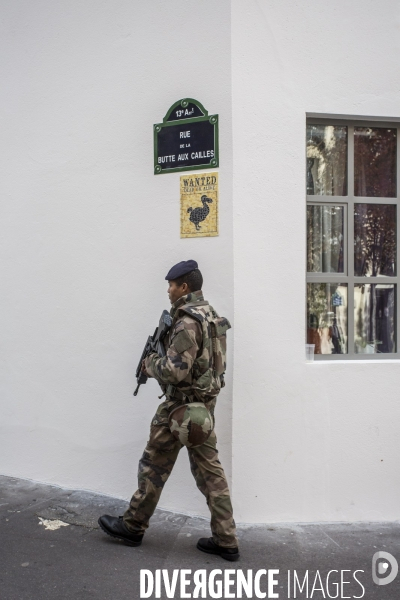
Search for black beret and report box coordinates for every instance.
[165,260,198,281]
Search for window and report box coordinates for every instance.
[306,117,399,359]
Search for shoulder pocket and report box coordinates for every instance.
[214,317,231,337]
[172,329,195,354]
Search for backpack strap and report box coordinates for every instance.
[209,320,218,377]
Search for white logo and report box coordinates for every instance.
[372,551,398,586]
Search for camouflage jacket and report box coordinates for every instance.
[144,290,228,402]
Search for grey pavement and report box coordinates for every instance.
[1,475,400,599]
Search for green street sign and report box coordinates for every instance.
[154,98,219,174]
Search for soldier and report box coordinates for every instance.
[98,260,239,561]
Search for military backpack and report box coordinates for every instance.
[177,300,231,401]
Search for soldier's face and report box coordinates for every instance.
[168,280,189,304]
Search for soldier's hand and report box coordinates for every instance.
[141,359,149,376]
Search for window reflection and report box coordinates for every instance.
[354,284,396,353]
[354,128,396,197]
[307,205,344,273]
[306,125,347,196]
[354,204,396,277]
[307,283,348,354]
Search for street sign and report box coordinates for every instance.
[154,99,219,174]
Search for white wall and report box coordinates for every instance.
[231,0,400,522]
[0,0,232,517]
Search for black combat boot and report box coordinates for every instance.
[98,515,143,546]
[196,537,240,561]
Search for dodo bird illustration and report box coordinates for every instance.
[187,195,213,231]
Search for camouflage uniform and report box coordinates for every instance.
[123,290,238,548]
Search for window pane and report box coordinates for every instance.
[354,204,396,276]
[307,205,344,273]
[307,283,348,354]
[354,128,396,197]
[306,125,347,196]
[355,284,396,353]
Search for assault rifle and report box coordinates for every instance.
[133,310,172,396]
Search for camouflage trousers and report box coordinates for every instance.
[123,399,238,548]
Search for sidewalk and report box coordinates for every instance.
[1,475,399,599]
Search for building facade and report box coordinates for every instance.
[1,0,400,523]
